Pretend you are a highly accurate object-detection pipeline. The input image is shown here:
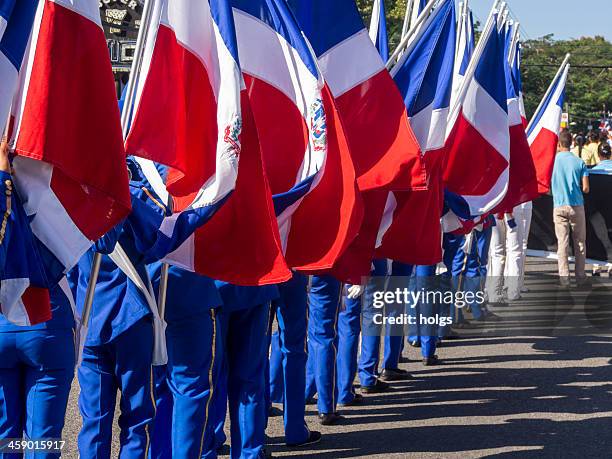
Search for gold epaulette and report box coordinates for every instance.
[0,179,13,245]
[141,186,167,213]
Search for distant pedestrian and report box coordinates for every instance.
[551,130,590,283]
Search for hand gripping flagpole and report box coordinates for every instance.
[386,0,438,69]
[78,0,158,362]
[526,54,571,134]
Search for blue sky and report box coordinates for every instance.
[465,0,612,41]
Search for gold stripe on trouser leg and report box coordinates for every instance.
[199,309,217,458]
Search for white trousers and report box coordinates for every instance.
[487,202,532,300]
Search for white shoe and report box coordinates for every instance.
[521,286,530,293]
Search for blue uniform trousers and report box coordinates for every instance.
[148,366,172,459]
[265,275,309,444]
[149,310,222,459]
[336,294,361,404]
[0,329,75,459]
[78,317,155,459]
[207,303,270,459]
[408,266,438,359]
[359,262,412,387]
[305,275,342,415]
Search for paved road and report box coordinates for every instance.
[60,260,612,458]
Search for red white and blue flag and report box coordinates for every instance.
[376,0,456,266]
[288,0,426,192]
[125,0,290,286]
[444,14,510,219]
[9,0,131,281]
[232,0,362,272]
[0,178,52,326]
[527,60,570,194]
[490,23,538,213]
[450,4,474,108]
[0,0,37,135]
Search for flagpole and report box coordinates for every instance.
[526,54,571,133]
[386,0,438,68]
[80,0,158,338]
[401,0,415,40]
[120,0,157,134]
[508,23,520,65]
[446,0,501,126]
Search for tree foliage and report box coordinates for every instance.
[522,36,612,129]
[355,1,612,131]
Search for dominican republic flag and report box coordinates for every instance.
[490,24,537,214]
[376,0,456,266]
[288,0,426,192]
[450,3,474,108]
[527,60,570,194]
[325,0,457,283]
[0,174,52,326]
[0,0,37,134]
[124,0,290,286]
[511,35,528,127]
[9,0,131,277]
[231,0,362,272]
[444,14,510,219]
[369,0,388,61]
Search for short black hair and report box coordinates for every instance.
[598,142,612,159]
[559,130,573,148]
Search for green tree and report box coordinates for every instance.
[522,36,612,130]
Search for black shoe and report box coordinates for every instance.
[360,379,390,394]
[422,355,440,366]
[268,406,282,417]
[216,444,230,455]
[318,412,343,426]
[287,430,322,447]
[409,339,421,348]
[259,447,273,458]
[380,368,410,382]
[399,354,410,363]
[338,393,363,406]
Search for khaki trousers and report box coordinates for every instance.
[553,205,587,278]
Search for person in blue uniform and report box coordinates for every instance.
[408,264,441,365]
[266,273,321,446]
[359,260,413,394]
[147,264,223,459]
[204,284,278,459]
[305,275,343,425]
[336,285,363,405]
[0,149,76,459]
[71,158,219,459]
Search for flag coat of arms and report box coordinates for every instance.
[125,0,290,285]
[444,15,510,219]
[231,0,362,272]
[527,62,570,194]
[9,0,131,279]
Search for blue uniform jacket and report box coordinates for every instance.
[215,281,279,314]
[70,159,221,346]
[0,171,74,331]
[148,262,222,322]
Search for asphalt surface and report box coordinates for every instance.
[60,259,612,458]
